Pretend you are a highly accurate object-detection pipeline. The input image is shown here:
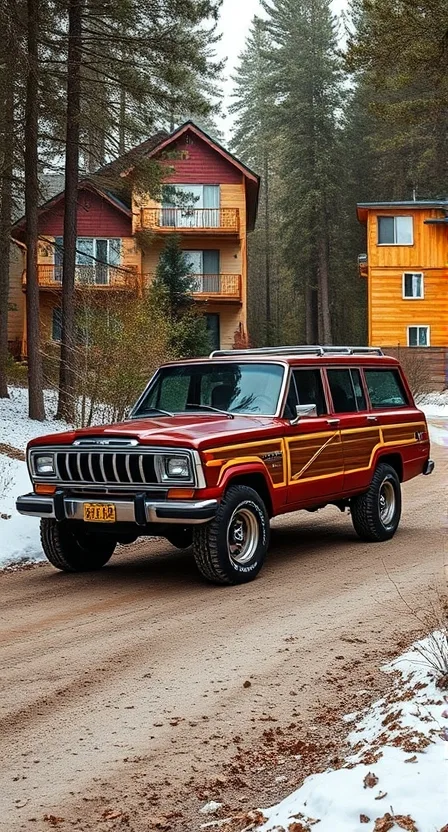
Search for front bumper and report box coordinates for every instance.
[16,492,218,526]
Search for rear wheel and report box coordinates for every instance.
[40,519,116,572]
[350,463,402,542]
[192,485,270,585]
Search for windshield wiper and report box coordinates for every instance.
[131,407,174,418]
[184,404,234,419]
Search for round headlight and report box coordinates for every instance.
[35,454,55,476]
[167,457,190,479]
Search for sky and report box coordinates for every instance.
[216,0,348,138]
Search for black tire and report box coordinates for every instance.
[165,528,193,550]
[350,463,402,542]
[192,485,270,585]
[40,519,116,572]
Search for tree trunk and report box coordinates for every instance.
[25,0,45,420]
[119,86,126,154]
[317,208,333,345]
[57,0,83,422]
[0,26,14,399]
[263,149,272,345]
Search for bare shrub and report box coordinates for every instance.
[395,349,431,400]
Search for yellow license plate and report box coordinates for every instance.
[83,503,116,523]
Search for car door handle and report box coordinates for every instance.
[327,418,340,427]
[367,415,378,422]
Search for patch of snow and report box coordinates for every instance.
[257,633,448,832]
[200,801,224,815]
[0,387,71,569]
[0,386,68,449]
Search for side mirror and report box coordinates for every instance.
[290,403,317,426]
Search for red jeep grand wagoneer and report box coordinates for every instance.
[17,345,434,585]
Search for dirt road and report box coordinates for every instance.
[1,443,446,831]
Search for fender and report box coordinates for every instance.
[217,461,284,514]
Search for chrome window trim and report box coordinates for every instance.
[129,360,290,420]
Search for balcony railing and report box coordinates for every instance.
[140,207,240,234]
[24,264,140,290]
[145,273,242,301]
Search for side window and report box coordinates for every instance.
[364,369,408,409]
[351,369,367,411]
[327,369,357,413]
[293,369,326,416]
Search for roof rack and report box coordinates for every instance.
[209,345,384,358]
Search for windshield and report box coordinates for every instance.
[133,363,285,417]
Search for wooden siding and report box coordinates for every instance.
[40,189,132,238]
[159,135,242,185]
[204,303,244,350]
[369,268,448,347]
[367,209,447,270]
[141,239,242,276]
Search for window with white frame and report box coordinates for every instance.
[407,326,430,347]
[378,216,413,245]
[403,272,424,299]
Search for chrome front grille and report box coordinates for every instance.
[55,451,157,486]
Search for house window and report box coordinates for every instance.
[52,307,62,342]
[407,326,430,347]
[53,238,121,284]
[377,216,413,245]
[403,272,424,299]
[185,250,220,292]
[161,185,220,228]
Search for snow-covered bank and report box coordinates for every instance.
[256,634,448,832]
[0,388,69,568]
[419,393,448,448]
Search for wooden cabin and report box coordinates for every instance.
[11,122,260,356]
[357,200,448,389]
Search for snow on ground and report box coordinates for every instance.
[0,387,70,568]
[257,634,448,832]
[418,392,448,448]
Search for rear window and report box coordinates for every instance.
[364,369,408,409]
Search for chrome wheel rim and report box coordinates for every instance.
[379,480,396,526]
[227,507,259,565]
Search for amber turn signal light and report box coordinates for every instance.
[35,483,57,495]
[167,488,195,499]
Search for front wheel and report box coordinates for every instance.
[40,519,116,572]
[350,463,402,542]
[192,485,270,585]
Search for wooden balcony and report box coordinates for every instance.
[146,273,242,302]
[140,207,240,235]
[23,264,141,291]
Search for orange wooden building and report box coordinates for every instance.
[11,122,260,355]
[357,200,448,389]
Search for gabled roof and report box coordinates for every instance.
[11,180,132,239]
[96,130,169,180]
[97,120,261,230]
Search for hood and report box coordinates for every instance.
[27,413,285,450]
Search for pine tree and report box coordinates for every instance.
[261,0,344,344]
[346,0,448,198]
[230,17,277,345]
[153,236,211,357]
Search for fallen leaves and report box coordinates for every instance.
[364,771,379,789]
[404,755,417,764]
[43,816,65,827]
[360,816,370,824]
[102,809,125,820]
[243,680,252,688]
[373,814,418,832]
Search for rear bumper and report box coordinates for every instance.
[16,492,218,525]
[423,458,435,476]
